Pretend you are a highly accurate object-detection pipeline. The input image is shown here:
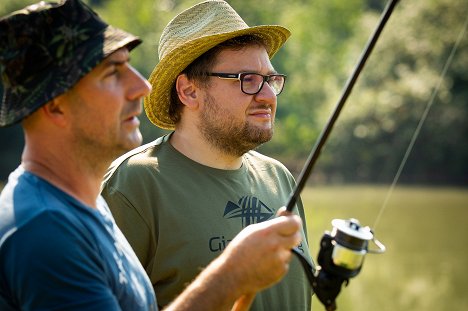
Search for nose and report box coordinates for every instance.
[254,80,277,104]
[126,65,152,101]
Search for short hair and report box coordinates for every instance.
[168,35,267,124]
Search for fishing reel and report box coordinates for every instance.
[285,0,397,308]
[313,218,386,310]
[293,218,386,311]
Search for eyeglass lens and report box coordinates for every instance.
[241,73,284,95]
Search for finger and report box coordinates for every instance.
[280,231,303,250]
[276,206,290,217]
[231,293,256,311]
[270,214,302,237]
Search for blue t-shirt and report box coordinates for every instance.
[0,166,158,310]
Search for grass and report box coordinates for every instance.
[301,185,468,311]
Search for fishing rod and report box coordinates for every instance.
[286,0,400,310]
[286,0,399,213]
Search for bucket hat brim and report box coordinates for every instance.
[0,0,141,127]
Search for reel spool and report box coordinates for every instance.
[312,218,386,310]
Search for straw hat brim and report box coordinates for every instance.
[144,25,290,130]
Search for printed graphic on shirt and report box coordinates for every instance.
[223,195,274,227]
[208,196,307,255]
[209,235,233,252]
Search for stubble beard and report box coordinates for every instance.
[69,98,142,172]
[199,94,274,157]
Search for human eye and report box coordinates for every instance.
[242,73,263,85]
[106,69,119,77]
[241,74,254,83]
[101,64,119,79]
[103,60,127,80]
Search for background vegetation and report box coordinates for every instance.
[303,185,468,311]
[1,0,467,186]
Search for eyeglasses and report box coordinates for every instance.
[207,72,286,96]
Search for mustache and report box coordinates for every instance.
[122,100,142,117]
[251,103,273,110]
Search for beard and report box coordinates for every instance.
[198,93,274,157]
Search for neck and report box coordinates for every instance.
[21,143,108,208]
[170,129,243,170]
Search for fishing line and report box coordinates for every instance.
[285,3,468,310]
[285,0,400,212]
[284,1,400,309]
[372,13,468,230]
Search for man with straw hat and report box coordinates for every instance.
[102,0,313,309]
[0,0,304,310]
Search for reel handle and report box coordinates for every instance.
[367,237,386,254]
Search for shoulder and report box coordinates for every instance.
[1,209,103,282]
[0,210,121,310]
[244,150,292,174]
[1,169,85,247]
[243,151,297,188]
[102,136,168,188]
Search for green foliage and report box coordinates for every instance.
[317,0,468,184]
[1,0,467,184]
[259,0,367,162]
[1,0,41,14]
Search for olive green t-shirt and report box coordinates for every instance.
[102,134,313,310]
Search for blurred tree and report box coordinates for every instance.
[317,0,468,185]
[1,0,466,185]
[228,0,367,176]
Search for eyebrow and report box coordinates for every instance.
[236,68,278,75]
[103,58,130,68]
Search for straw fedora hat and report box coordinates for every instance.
[144,0,291,130]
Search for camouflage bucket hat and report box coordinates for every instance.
[0,0,141,127]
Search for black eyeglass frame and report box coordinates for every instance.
[207,72,287,96]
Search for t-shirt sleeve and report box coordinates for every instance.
[0,212,120,311]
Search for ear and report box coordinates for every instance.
[40,96,68,127]
[175,74,200,109]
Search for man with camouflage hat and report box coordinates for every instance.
[0,0,156,309]
[102,0,313,310]
[0,0,304,310]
